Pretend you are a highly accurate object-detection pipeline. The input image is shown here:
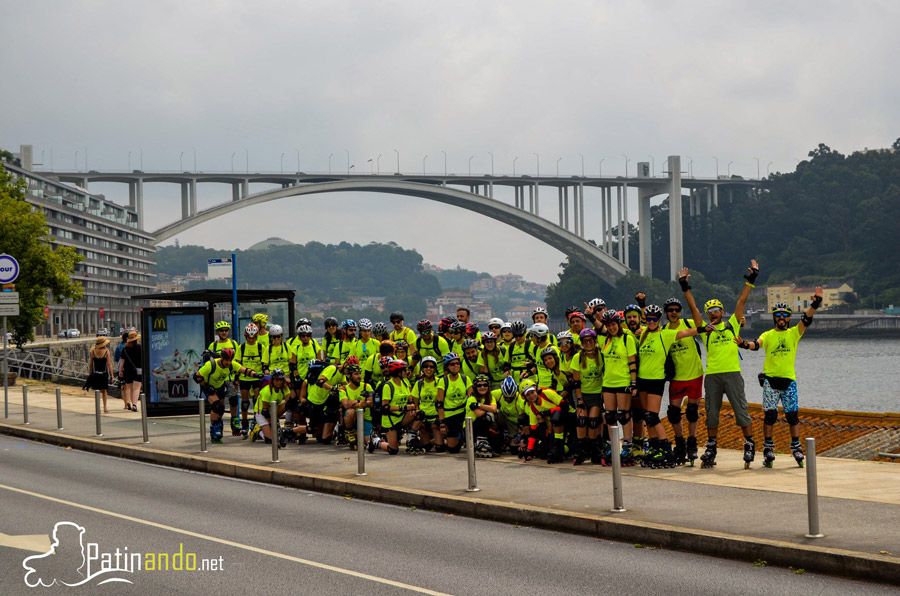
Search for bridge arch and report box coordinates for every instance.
[152,180,628,281]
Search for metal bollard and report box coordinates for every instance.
[609,424,626,512]
[356,408,366,476]
[804,437,824,538]
[199,398,207,453]
[94,390,102,436]
[22,385,29,425]
[139,392,149,443]
[55,387,63,430]
[465,417,479,492]
[270,400,279,463]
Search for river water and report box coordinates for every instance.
[732,337,899,413]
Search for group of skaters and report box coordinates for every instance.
[193,259,823,470]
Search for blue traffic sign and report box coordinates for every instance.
[0,254,19,284]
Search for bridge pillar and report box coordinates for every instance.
[528,185,534,213]
[128,181,136,209]
[232,182,241,202]
[578,183,585,238]
[557,187,564,227]
[534,183,540,216]
[189,179,198,216]
[488,182,493,199]
[622,183,630,267]
[564,186,570,230]
[668,155,683,281]
[712,183,718,208]
[242,179,250,198]
[135,178,144,228]
[181,183,189,219]
[601,187,608,253]
[638,187,653,277]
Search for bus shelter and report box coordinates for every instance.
[130,289,295,416]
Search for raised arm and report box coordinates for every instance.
[798,286,823,336]
[678,267,704,327]
[734,259,759,320]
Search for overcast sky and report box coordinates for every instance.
[2,1,898,284]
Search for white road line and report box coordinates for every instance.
[0,482,451,596]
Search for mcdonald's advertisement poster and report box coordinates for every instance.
[145,311,205,404]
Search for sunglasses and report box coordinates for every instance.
[326,323,337,328]
[707,307,723,314]
[298,334,312,338]
[422,364,436,369]
[646,316,660,322]
[447,361,460,366]
[474,383,489,388]
[488,325,501,330]
[774,312,791,318]
[665,308,681,314]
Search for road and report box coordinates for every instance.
[0,435,892,595]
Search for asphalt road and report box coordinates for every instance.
[0,435,893,595]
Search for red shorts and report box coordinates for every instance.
[668,377,703,402]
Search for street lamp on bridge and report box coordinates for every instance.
[231,152,237,173]
[179,151,184,171]
[345,149,351,174]
[328,153,333,174]
[534,153,540,177]
[423,154,428,175]
[75,150,81,171]
[622,154,630,177]
[281,152,286,174]
[244,148,249,174]
[578,153,584,177]
[599,158,604,177]
[441,150,447,175]
[296,148,301,173]
[488,151,494,176]
[377,153,382,175]
[393,149,399,174]
[193,149,197,171]
[727,160,734,177]
[512,156,518,176]
[468,155,474,176]
[128,150,132,171]
[686,156,694,178]
[556,157,562,177]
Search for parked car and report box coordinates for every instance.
[97,327,110,336]
[58,328,81,338]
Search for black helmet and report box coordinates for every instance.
[389,312,404,323]
[511,320,527,337]
[324,316,339,328]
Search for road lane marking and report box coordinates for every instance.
[0,483,451,595]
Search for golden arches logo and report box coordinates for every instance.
[152,317,167,331]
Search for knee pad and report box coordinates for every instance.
[240,399,251,413]
[387,446,400,455]
[588,416,601,430]
[784,411,799,426]
[576,415,588,428]
[685,402,700,422]
[763,409,778,425]
[447,444,462,454]
[604,410,618,427]
[631,407,645,424]
[645,411,661,427]
[667,404,682,425]
[211,400,225,416]
[616,409,631,426]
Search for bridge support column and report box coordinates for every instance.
[638,188,653,277]
[242,179,250,198]
[181,183,189,219]
[189,179,198,216]
[129,182,136,209]
[578,183,585,238]
[622,183,629,268]
[232,183,241,202]
[668,155,683,281]
[564,186,570,230]
[534,183,540,216]
[558,188,564,227]
[528,185,534,213]
[135,178,144,228]
[488,182,493,199]
[712,183,718,208]
[601,187,608,253]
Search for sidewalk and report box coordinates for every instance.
[2,382,899,583]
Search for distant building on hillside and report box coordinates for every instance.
[767,282,855,312]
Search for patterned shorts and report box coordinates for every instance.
[762,379,799,413]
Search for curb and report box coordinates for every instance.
[2,422,898,585]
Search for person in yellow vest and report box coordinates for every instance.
[194,347,261,443]
[436,352,473,454]
[236,322,265,438]
[249,369,293,444]
[252,313,270,351]
[388,312,417,354]
[262,325,292,375]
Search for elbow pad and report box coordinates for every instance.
[801,314,813,326]
[435,400,444,410]
[316,377,327,387]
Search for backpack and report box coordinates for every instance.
[305,359,328,385]
[371,379,394,428]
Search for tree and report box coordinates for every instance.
[0,164,83,348]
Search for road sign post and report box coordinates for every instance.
[0,250,21,420]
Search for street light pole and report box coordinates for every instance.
[556,157,562,177]
[193,148,197,171]
[488,151,494,176]
[179,151,184,171]
[727,160,734,177]
[599,158,605,177]
[393,149,399,173]
[139,148,143,170]
[622,154,630,177]
[534,153,540,177]
[513,156,518,176]
[376,153,382,175]
[468,155,474,176]
[345,149,350,174]
[578,153,584,177]
[441,150,447,176]
[423,154,428,175]
[128,150,132,171]
[280,152,285,174]
[296,148,301,172]
[244,148,249,173]
[328,153,333,174]
[767,161,773,177]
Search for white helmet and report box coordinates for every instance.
[268,324,283,336]
[488,317,504,327]
[530,323,550,338]
[296,324,313,335]
[588,297,606,309]
[531,306,548,320]
[244,323,259,337]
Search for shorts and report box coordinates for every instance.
[255,412,271,427]
[122,370,141,384]
[762,379,799,413]
[308,401,338,427]
[669,377,703,403]
[704,372,751,428]
[442,412,465,437]
[602,386,629,394]
[239,379,261,392]
[578,392,603,410]
[637,378,666,396]
[363,420,373,436]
